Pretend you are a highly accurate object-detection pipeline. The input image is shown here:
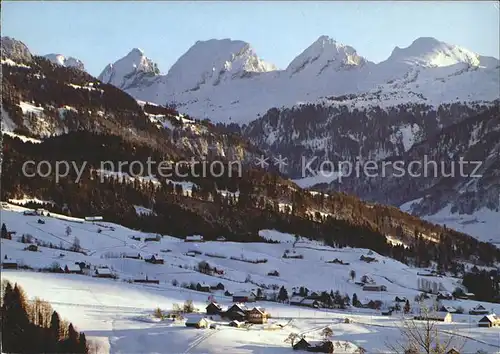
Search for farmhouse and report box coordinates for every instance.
[414,312,452,323]
[123,252,142,259]
[440,306,458,314]
[25,244,38,252]
[437,291,453,300]
[185,235,204,242]
[2,258,18,269]
[300,299,323,308]
[232,291,256,303]
[289,296,305,306]
[206,302,223,315]
[196,283,211,292]
[247,307,269,324]
[469,305,489,315]
[185,251,197,257]
[145,255,164,264]
[363,284,387,292]
[394,296,407,302]
[210,282,225,291]
[478,314,499,328]
[94,267,114,278]
[64,263,83,274]
[223,304,247,321]
[185,316,208,329]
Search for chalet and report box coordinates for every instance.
[123,252,142,260]
[210,282,225,291]
[414,312,452,323]
[145,255,164,264]
[37,219,45,224]
[228,320,244,327]
[293,338,311,351]
[196,282,211,292]
[206,302,223,315]
[360,255,377,263]
[185,235,204,242]
[2,259,18,269]
[446,349,460,354]
[469,305,489,315]
[64,263,83,274]
[232,291,256,303]
[185,251,197,257]
[478,314,499,327]
[216,236,226,241]
[223,303,247,321]
[247,307,269,324]
[23,210,37,216]
[185,316,208,329]
[395,296,407,302]
[363,284,387,292]
[94,267,114,278]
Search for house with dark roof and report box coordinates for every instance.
[206,302,223,315]
[223,303,247,321]
[293,338,311,351]
[478,314,499,327]
[94,267,114,278]
[145,255,164,264]
[469,305,489,315]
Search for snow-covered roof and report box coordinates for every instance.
[301,299,321,305]
[250,306,266,314]
[197,282,210,288]
[185,315,207,324]
[233,291,255,297]
[65,263,81,271]
[289,296,304,303]
[96,267,112,275]
[228,303,247,312]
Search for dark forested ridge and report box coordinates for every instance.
[2,131,499,269]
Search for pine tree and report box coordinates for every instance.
[352,293,359,307]
[1,223,8,239]
[79,332,88,354]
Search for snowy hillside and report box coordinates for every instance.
[98,36,499,124]
[44,53,86,71]
[2,203,500,353]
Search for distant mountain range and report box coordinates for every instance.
[1,35,499,245]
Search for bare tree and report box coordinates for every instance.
[284,332,300,347]
[321,326,333,341]
[350,269,356,281]
[65,226,72,238]
[386,307,465,354]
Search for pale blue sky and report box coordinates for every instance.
[2,1,499,76]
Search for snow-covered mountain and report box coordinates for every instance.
[98,48,160,90]
[43,53,86,71]
[98,36,499,124]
